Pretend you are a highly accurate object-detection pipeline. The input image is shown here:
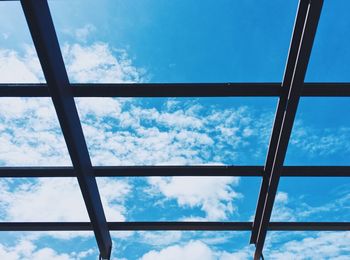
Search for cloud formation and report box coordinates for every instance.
[0,239,95,260]
[271,189,350,222]
[0,47,44,83]
[0,43,266,223]
[0,177,130,224]
[148,177,241,220]
[140,240,253,260]
[62,43,146,83]
[290,122,350,157]
[1,38,350,259]
[266,231,350,259]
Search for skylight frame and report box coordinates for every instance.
[0,0,349,259]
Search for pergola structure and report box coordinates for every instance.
[0,0,349,259]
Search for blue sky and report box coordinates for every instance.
[0,0,349,259]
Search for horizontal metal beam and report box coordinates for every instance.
[269,222,350,231]
[0,222,349,231]
[109,222,253,231]
[0,83,350,97]
[281,166,350,177]
[0,166,262,177]
[0,166,349,178]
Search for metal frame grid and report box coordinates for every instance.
[0,0,349,259]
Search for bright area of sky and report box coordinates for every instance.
[0,0,349,259]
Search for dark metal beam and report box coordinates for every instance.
[268,222,350,231]
[251,0,310,245]
[0,166,349,178]
[281,166,350,177]
[252,1,324,259]
[20,1,112,258]
[0,222,349,231]
[0,166,262,177]
[1,83,350,97]
[302,83,350,96]
[0,222,251,231]
[108,222,253,231]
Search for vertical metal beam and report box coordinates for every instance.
[250,0,310,244]
[251,0,323,259]
[20,1,112,259]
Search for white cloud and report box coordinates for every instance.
[266,232,350,260]
[290,122,350,156]
[0,44,272,167]
[75,99,270,166]
[0,42,145,166]
[0,177,130,224]
[140,241,215,260]
[0,41,145,84]
[97,178,131,221]
[0,44,258,226]
[0,178,87,221]
[137,231,182,246]
[271,192,296,221]
[147,177,241,220]
[140,232,350,260]
[75,24,96,42]
[0,239,95,260]
[1,28,349,259]
[62,24,96,43]
[0,98,71,166]
[0,47,44,83]
[62,43,145,83]
[271,190,350,222]
[140,240,253,260]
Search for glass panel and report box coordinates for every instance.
[271,177,350,222]
[265,231,350,259]
[0,231,96,259]
[76,97,277,165]
[0,178,88,222]
[0,1,45,83]
[0,98,71,166]
[111,231,255,259]
[49,0,298,83]
[306,0,350,82]
[286,98,350,166]
[97,177,260,222]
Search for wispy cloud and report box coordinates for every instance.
[76,99,271,166]
[0,43,268,226]
[137,231,350,260]
[0,98,71,166]
[75,24,96,42]
[136,231,182,247]
[2,37,349,259]
[62,43,146,83]
[0,41,145,84]
[0,47,44,83]
[265,231,350,259]
[271,189,350,222]
[290,121,350,157]
[61,24,96,43]
[270,192,297,221]
[0,238,95,260]
[140,240,254,260]
[147,177,241,221]
[0,177,131,237]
